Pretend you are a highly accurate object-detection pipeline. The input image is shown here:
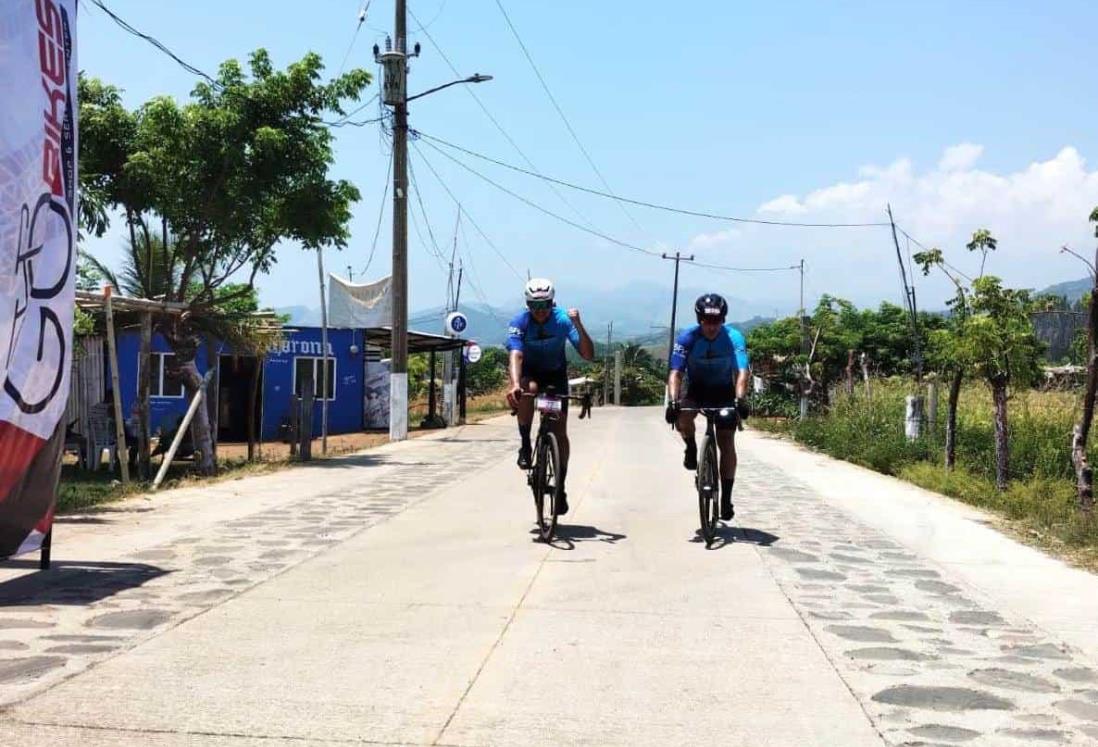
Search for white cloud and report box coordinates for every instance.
[938,143,984,172]
[741,144,1098,309]
[689,228,742,249]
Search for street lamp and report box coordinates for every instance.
[374,27,492,441]
[407,74,493,103]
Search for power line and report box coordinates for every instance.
[420,137,806,274]
[416,136,660,258]
[407,6,602,234]
[327,93,383,127]
[896,226,974,282]
[91,0,376,132]
[359,147,394,278]
[491,0,648,237]
[327,113,386,128]
[455,212,510,328]
[415,130,892,228]
[690,260,801,273]
[406,158,451,272]
[410,142,525,281]
[336,2,372,78]
[89,0,217,85]
[410,0,449,32]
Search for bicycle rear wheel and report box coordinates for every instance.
[533,431,561,542]
[697,432,719,546]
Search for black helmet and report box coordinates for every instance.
[694,293,728,321]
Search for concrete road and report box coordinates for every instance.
[2,408,1098,745]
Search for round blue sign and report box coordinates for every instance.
[444,311,468,336]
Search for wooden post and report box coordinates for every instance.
[289,393,300,458]
[206,343,220,464]
[151,373,209,490]
[103,287,130,486]
[247,356,260,462]
[299,385,314,461]
[137,312,152,479]
[39,527,52,570]
[427,349,437,421]
[861,352,872,399]
[927,382,939,430]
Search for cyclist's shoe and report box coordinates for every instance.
[720,496,735,521]
[556,490,569,516]
[683,443,698,471]
[517,446,532,470]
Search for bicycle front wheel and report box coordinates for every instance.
[697,433,719,546]
[534,431,561,542]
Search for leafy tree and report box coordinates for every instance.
[956,276,1043,489]
[80,52,371,474]
[967,228,998,278]
[465,347,508,396]
[915,246,969,469]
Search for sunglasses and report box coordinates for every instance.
[699,315,724,324]
[527,300,553,311]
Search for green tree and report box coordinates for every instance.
[967,227,998,278]
[465,347,508,396]
[915,246,970,469]
[80,52,370,474]
[956,276,1043,489]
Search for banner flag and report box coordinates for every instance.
[0,0,79,557]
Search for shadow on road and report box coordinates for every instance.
[0,560,168,606]
[691,525,781,550]
[532,524,628,550]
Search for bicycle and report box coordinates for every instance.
[677,404,743,547]
[517,387,590,542]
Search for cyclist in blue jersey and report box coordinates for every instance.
[506,278,595,515]
[665,293,751,520]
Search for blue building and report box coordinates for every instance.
[113,326,368,441]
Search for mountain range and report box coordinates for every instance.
[276,280,776,345]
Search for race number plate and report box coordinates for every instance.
[536,395,562,414]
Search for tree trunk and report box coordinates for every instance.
[177,356,216,476]
[205,340,219,464]
[945,368,962,470]
[845,350,855,397]
[992,379,1009,491]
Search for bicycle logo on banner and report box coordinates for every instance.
[4,191,72,415]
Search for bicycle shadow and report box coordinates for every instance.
[531,524,628,551]
[690,525,780,550]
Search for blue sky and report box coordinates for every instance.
[80,0,1098,320]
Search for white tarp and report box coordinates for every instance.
[328,274,392,328]
[0,0,78,557]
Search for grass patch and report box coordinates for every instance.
[752,379,1098,567]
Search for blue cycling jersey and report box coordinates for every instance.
[670,323,750,394]
[506,307,581,373]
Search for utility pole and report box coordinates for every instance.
[391,0,410,441]
[317,247,329,455]
[604,321,613,406]
[798,258,809,420]
[888,204,922,383]
[888,204,924,439]
[376,13,489,439]
[661,252,694,366]
[376,0,413,440]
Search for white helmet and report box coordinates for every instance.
[524,277,555,305]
